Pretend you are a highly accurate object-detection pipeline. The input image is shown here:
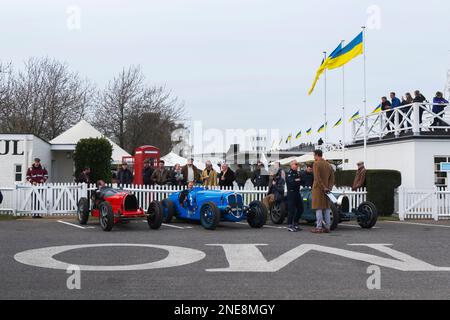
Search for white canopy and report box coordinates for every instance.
[280,151,347,166]
[280,154,314,166]
[161,152,207,170]
[50,120,131,163]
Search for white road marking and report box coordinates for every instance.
[264,225,287,229]
[162,223,192,230]
[384,221,450,229]
[235,222,286,229]
[14,244,206,271]
[57,220,87,229]
[141,221,192,229]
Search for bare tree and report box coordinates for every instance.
[0,57,93,140]
[94,66,185,153]
[93,66,144,148]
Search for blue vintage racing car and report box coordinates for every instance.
[149,187,267,230]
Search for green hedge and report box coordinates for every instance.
[335,170,402,216]
[73,138,113,183]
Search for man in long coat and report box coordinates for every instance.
[311,150,335,234]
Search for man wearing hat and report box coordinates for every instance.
[26,158,48,185]
[352,161,367,191]
[26,158,49,219]
[117,161,134,186]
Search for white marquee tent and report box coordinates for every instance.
[50,120,131,163]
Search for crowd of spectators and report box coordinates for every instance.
[378,90,449,128]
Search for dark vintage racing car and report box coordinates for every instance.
[152,187,267,230]
[77,187,163,232]
[268,189,378,230]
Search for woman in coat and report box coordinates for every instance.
[311,150,335,233]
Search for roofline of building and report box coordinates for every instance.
[349,133,450,148]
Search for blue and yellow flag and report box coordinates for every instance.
[372,105,382,114]
[295,131,302,139]
[286,134,292,144]
[349,111,361,122]
[327,32,363,70]
[333,118,343,128]
[317,122,327,133]
[308,44,343,95]
[306,128,312,135]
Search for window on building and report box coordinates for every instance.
[434,156,450,187]
[14,164,23,182]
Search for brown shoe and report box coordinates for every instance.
[310,228,323,234]
[322,228,330,234]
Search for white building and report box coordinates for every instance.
[0,120,130,187]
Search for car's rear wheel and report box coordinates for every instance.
[147,201,163,230]
[247,201,268,228]
[98,202,114,232]
[77,197,89,225]
[200,202,221,230]
[270,201,287,225]
[161,199,175,223]
[358,201,378,229]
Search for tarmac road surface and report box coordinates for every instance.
[1,217,450,300]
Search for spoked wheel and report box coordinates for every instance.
[270,202,287,225]
[77,197,89,225]
[98,202,114,232]
[161,199,175,223]
[147,201,163,230]
[200,202,221,230]
[357,201,378,229]
[247,201,268,228]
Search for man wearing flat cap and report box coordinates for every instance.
[352,161,367,191]
[26,158,49,219]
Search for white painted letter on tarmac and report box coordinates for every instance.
[66,265,81,290]
[366,265,381,290]
[206,244,450,273]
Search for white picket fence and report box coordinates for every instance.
[0,183,367,217]
[398,187,450,221]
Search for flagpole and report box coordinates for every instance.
[362,26,368,166]
[341,40,346,170]
[323,51,328,145]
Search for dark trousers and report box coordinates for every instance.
[287,191,304,226]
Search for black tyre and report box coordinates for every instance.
[357,201,378,229]
[270,201,287,225]
[161,199,175,223]
[77,197,89,225]
[147,201,163,230]
[200,202,221,230]
[247,201,268,228]
[98,202,114,232]
[330,202,340,231]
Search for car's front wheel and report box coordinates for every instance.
[200,202,221,230]
[147,201,163,230]
[330,202,340,231]
[77,197,89,225]
[247,201,268,228]
[270,201,287,225]
[98,202,114,232]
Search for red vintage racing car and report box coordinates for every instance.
[77,187,163,232]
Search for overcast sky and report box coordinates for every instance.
[1,0,449,148]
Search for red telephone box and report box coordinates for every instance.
[122,145,161,185]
